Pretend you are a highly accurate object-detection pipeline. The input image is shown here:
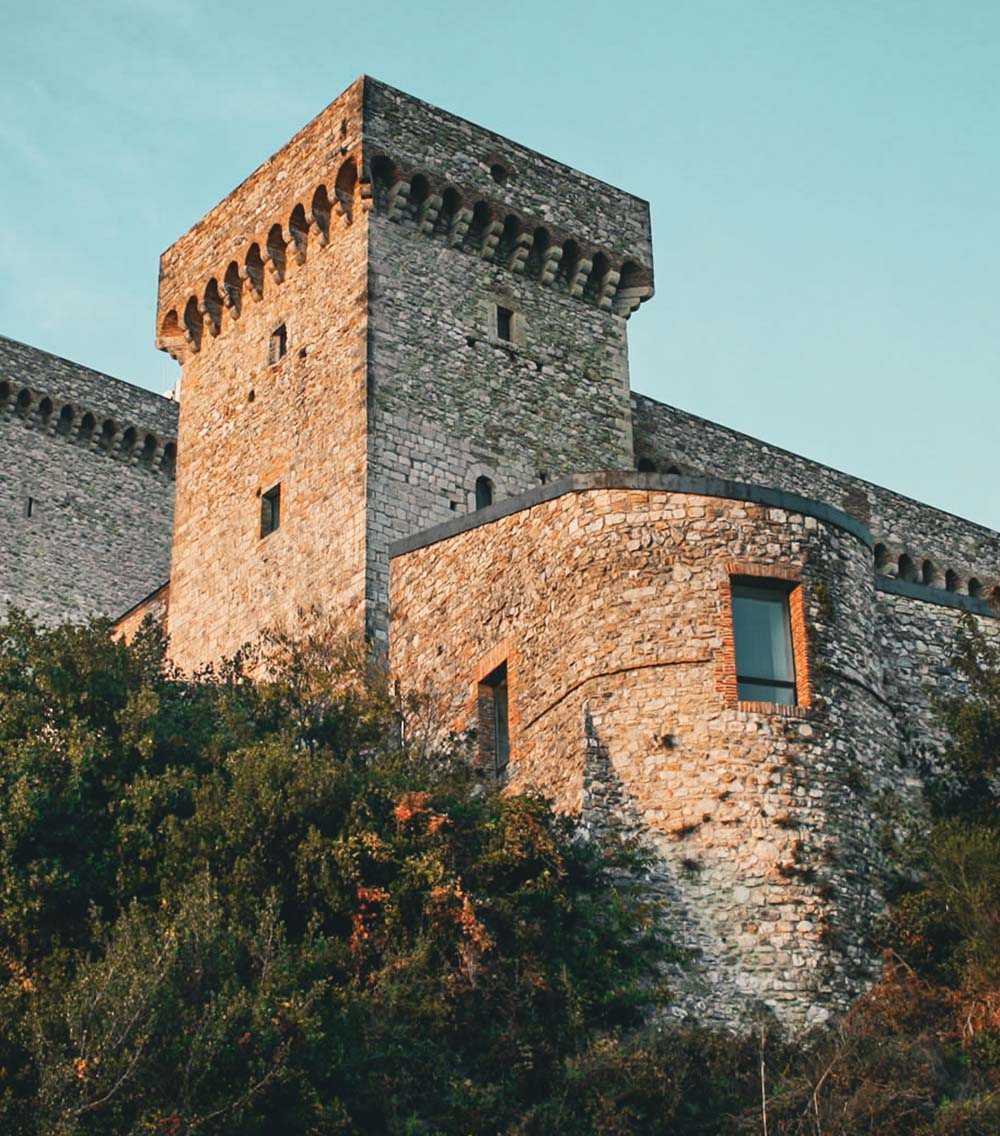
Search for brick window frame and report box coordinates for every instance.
[468,639,519,778]
[716,561,813,715]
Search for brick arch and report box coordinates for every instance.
[202,278,222,336]
[244,243,264,299]
[265,223,287,283]
[223,261,243,317]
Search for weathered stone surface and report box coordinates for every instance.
[632,393,1000,595]
[159,82,370,672]
[159,78,651,666]
[0,336,176,625]
[5,76,1000,1031]
[390,476,999,1026]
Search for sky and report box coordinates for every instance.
[2,1,998,528]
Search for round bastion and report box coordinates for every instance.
[390,473,905,1027]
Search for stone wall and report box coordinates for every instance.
[390,473,917,1026]
[0,336,176,625]
[633,392,1000,596]
[874,579,1000,768]
[362,80,653,642]
[364,74,653,639]
[159,84,372,673]
[112,583,169,642]
[158,77,655,664]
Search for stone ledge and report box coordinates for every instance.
[876,575,999,618]
[389,471,874,559]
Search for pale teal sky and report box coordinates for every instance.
[2,1,998,527]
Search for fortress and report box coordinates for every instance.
[2,77,999,1028]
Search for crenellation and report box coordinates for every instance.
[0,336,176,625]
[633,393,1000,599]
[4,77,998,1031]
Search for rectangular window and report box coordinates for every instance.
[269,323,287,365]
[496,306,513,341]
[731,581,796,705]
[478,662,510,774]
[260,484,281,537]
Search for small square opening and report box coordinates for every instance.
[496,306,513,342]
[269,323,288,365]
[260,484,281,537]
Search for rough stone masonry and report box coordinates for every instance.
[1,77,997,1026]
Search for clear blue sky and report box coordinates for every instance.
[3,1,998,528]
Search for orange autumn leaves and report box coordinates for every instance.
[350,791,491,969]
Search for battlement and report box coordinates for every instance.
[156,79,365,363]
[364,78,653,317]
[0,337,175,625]
[363,79,652,260]
[631,391,1000,604]
[0,336,177,478]
[155,78,653,362]
[365,153,652,317]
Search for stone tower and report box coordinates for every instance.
[156,77,653,672]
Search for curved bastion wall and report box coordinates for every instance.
[390,473,907,1025]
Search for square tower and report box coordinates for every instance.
[156,78,653,671]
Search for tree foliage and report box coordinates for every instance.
[0,613,675,1134]
[2,610,1000,1134]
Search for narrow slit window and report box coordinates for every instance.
[478,662,510,775]
[731,581,797,705]
[24,496,35,519]
[260,484,281,537]
[269,323,288,365]
[496,306,513,341]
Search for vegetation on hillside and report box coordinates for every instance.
[0,612,998,1134]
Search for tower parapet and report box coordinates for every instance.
[159,78,655,668]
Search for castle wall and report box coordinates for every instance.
[158,85,371,672]
[633,392,1000,595]
[390,474,917,1026]
[363,80,653,641]
[0,336,176,626]
[365,214,635,640]
[113,583,169,643]
[873,580,1000,769]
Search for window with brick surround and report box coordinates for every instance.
[478,662,510,775]
[260,484,281,537]
[731,580,797,705]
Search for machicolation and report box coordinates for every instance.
[2,76,999,1029]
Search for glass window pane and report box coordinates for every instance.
[732,583,796,698]
[737,678,796,705]
[493,676,509,771]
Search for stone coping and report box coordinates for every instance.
[389,471,874,559]
[876,576,999,619]
[113,581,170,625]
